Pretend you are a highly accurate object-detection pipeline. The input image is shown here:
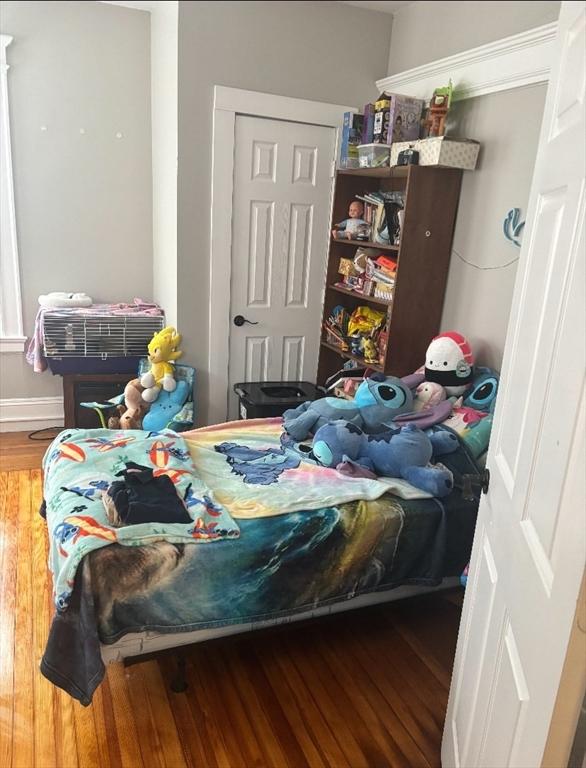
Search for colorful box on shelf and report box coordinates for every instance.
[390,137,480,170]
[338,257,357,277]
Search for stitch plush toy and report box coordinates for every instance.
[283,374,414,441]
[310,420,457,498]
[141,327,183,403]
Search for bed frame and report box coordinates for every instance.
[108,577,461,691]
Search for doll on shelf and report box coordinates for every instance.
[332,201,370,240]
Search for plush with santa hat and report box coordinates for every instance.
[424,331,474,396]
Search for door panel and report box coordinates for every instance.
[229,115,335,416]
[442,4,586,767]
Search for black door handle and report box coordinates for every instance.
[233,315,258,327]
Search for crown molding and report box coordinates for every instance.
[378,21,558,101]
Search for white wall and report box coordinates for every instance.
[387,0,561,75]
[387,0,560,369]
[0,0,152,399]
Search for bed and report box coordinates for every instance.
[40,417,483,705]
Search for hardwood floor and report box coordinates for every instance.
[0,430,463,768]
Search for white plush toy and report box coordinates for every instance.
[424,331,474,396]
[39,293,92,308]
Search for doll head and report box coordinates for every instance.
[348,201,364,219]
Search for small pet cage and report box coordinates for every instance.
[42,309,165,374]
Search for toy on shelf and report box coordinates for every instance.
[140,326,183,403]
[332,201,370,241]
[361,337,379,364]
[324,305,350,351]
[424,80,453,138]
[310,421,456,498]
[373,92,424,145]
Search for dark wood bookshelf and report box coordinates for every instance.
[317,164,463,386]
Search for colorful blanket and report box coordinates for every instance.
[184,418,432,519]
[43,429,239,611]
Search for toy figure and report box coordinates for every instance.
[140,326,183,403]
[361,337,378,364]
[332,201,369,240]
[424,80,453,138]
[107,378,148,430]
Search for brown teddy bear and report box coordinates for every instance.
[107,378,149,430]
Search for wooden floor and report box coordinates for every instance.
[0,430,463,768]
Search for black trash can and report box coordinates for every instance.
[233,381,322,420]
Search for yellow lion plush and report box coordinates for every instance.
[140,326,183,403]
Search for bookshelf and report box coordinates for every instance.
[317,165,463,386]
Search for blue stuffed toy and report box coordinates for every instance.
[142,380,189,432]
[283,374,414,441]
[310,420,458,498]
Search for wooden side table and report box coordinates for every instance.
[63,373,130,428]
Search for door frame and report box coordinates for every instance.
[208,85,354,426]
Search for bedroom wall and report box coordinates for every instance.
[387,0,561,370]
[0,0,152,400]
[176,0,394,424]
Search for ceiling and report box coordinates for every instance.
[100,1,413,15]
[337,1,412,13]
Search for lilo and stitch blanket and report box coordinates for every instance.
[43,429,239,610]
[183,418,432,519]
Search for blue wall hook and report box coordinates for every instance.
[503,208,525,247]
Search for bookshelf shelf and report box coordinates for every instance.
[330,238,399,252]
[320,341,385,373]
[317,165,464,386]
[329,283,393,307]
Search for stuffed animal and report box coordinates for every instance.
[311,420,457,498]
[107,378,148,430]
[283,374,414,441]
[413,381,446,411]
[461,366,499,413]
[141,326,183,403]
[142,380,190,432]
[424,331,474,396]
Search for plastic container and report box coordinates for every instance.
[233,381,322,420]
[358,143,391,168]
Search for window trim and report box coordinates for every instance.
[0,34,25,354]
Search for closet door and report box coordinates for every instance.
[442,3,586,766]
[228,115,335,417]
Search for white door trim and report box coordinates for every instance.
[208,86,353,426]
[377,22,558,102]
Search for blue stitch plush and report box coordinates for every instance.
[283,374,414,441]
[142,380,190,432]
[311,420,457,498]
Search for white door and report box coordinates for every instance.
[228,115,335,417]
[442,3,585,767]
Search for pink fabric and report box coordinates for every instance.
[26,298,163,373]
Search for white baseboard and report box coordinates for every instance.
[0,396,64,433]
